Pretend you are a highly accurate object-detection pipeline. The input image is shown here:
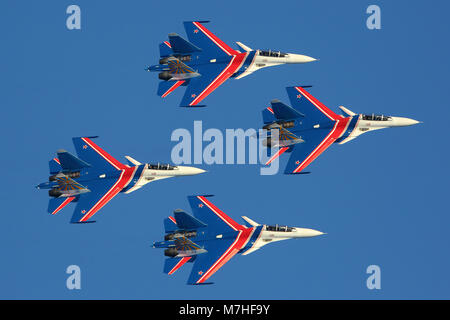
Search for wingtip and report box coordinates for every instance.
[184,20,210,24]
[73,135,99,140]
[291,85,313,89]
[189,194,214,198]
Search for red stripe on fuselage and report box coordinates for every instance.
[51,196,75,215]
[162,80,185,98]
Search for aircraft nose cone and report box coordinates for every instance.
[286,54,317,64]
[391,117,421,127]
[178,166,206,176]
[295,228,325,238]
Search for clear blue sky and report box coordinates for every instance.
[1,0,449,299]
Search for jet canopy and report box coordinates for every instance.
[265,225,295,232]
[147,163,177,170]
[258,50,287,58]
[362,114,391,121]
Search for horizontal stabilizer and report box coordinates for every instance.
[164,256,194,275]
[174,209,207,230]
[48,196,75,215]
[270,100,305,120]
[157,80,187,97]
[168,33,202,54]
[264,146,289,166]
[57,149,91,171]
[164,216,178,233]
[49,158,62,174]
[159,41,173,57]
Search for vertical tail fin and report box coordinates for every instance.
[49,158,62,174]
[164,216,178,233]
[56,149,91,171]
[159,41,173,57]
[173,209,207,230]
[262,107,276,124]
[168,33,202,54]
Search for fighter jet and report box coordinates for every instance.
[146,21,316,107]
[36,137,205,223]
[261,86,421,174]
[153,195,324,285]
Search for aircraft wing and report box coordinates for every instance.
[72,137,128,173]
[179,55,246,107]
[178,21,247,107]
[70,177,125,223]
[284,124,340,174]
[286,86,342,126]
[186,237,241,285]
[183,21,237,58]
[187,195,245,234]
[68,137,134,222]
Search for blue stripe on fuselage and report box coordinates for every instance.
[121,164,146,193]
[239,225,263,254]
[231,51,256,78]
[335,116,359,143]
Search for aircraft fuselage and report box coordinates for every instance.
[155,223,323,258]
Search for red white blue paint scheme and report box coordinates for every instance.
[153,195,323,285]
[262,86,421,174]
[147,21,316,107]
[36,137,205,223]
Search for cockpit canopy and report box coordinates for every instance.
[266,225,295,232]
[258,50,287,58]
[147,163,177,170]
[362,114,391,121]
